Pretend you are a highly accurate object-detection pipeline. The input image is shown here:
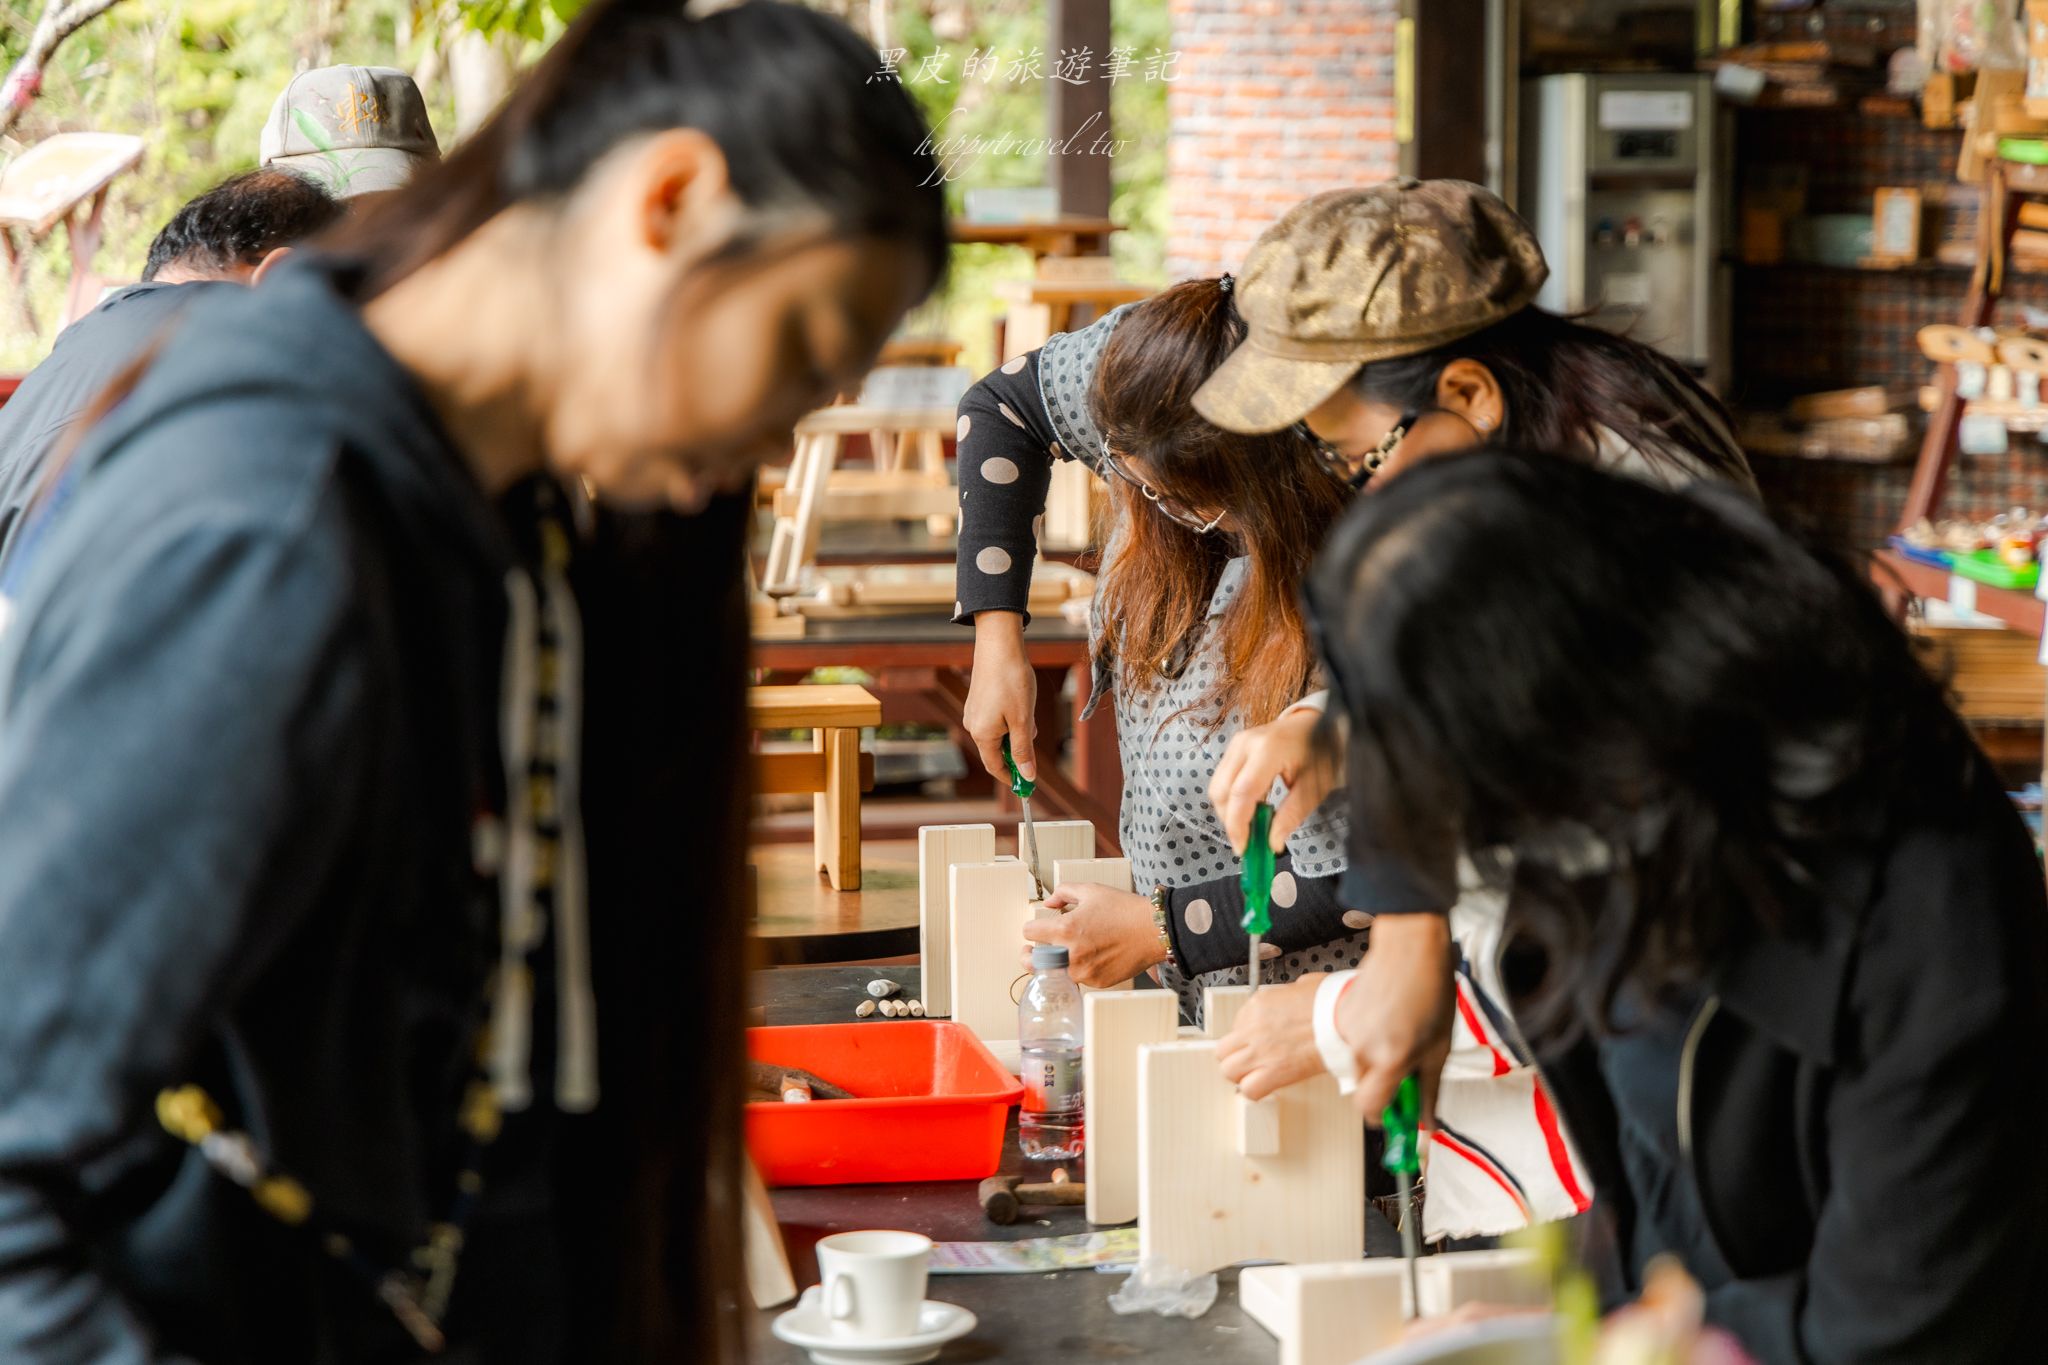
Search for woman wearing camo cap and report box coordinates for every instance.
[1198,181,1755,1242]
[959,177,1755,1241]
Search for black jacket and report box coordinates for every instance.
[0,260,750,1363]
[0,283,228,581]
[1531,742,2048,1363]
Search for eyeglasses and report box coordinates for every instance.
[1097,443,1226,534]
[1294,412,1419,489]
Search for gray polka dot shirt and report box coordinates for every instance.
[952,330,1368,1027]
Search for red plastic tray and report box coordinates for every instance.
[746,1021,1022,1187]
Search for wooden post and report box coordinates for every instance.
[1047,0,1112,220]
[813,723,863,890]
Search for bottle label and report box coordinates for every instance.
[1023,1050,1082,1115]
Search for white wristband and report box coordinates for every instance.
[1312,969,1362,1095]
[1283,689,1330,717]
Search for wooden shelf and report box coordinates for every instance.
[1876,548,2044,636]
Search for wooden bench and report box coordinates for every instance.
[748,684,882,891]
[760,403,961,595]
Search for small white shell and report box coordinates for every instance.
[908,999,926,1017]
[867,979,901,999]
[886,1000,906,1017]
[855,999,877,1018]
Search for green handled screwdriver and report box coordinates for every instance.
[1240,802,1274,992]
[1001,735,1047,899]
[1382,1073,1423,1319]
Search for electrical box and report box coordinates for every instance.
[1519,72,1724,375]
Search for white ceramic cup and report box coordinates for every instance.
[814,1229,931,1341]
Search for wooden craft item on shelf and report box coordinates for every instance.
[1871,187,1924,262]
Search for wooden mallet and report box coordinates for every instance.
[977,1173,1087,1225]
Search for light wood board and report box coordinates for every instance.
[917,824,995,1018]
[1136,1040,1364,1274]
[946,859,1040,1047]
[1082,990,1178,1226]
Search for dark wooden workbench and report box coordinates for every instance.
[749,966,1399,1362]
[752,614,1123,851]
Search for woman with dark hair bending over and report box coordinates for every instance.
[1302,452,2047,1362]
[0,3,947,1361]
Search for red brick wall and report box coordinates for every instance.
[1167,0,1401,279]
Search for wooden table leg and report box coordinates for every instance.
[60,187,112,330]
[814,724,863,890]
[1069,659,1123,822]
[2,228,38,337]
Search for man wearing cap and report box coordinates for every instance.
[261,65,439,199]
[0,169,344,589]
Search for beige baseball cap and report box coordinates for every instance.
[260,66,437,199]
[1193,178,1548,434]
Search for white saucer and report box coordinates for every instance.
[771,1287,977,1364]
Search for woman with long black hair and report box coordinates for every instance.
[0,3,946,1361]
[1299,452,2048,1362]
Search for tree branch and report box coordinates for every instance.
[0,0,131,143]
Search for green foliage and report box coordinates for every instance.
[1,0,459,369]
[1,0,1170,378]
[887,0,1171,373]
[458,0,586,42]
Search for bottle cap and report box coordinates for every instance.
[1030,944,1070,971]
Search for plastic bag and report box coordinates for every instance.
[1105,1256,1219,1319]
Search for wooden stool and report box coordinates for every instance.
[748,684,881,890]
[760,404,959,595]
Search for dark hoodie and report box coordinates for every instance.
[0,261,570,1364]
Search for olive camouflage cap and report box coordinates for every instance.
[260,66,437,199]
[1193,178,1548,434]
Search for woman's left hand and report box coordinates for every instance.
[1216,975,1325,1099]
[1023,883,1167,988]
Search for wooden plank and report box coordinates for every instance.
[946,859,1040,1049]
[917,824,995,1018]
[753,750,874,796]
[1026,820,1096,876]
[1137,1040,1364,1273]
[794,404,959,435]
[743,1156,797,1308]
[813,726,863,891]
[1050,856,1131,894]
[770,485,959,521]
[746,684,882,731]
[1416,1248,1546,1318]
[1203,985,1257,1037]
[1082,989,1178,1225]
[1203,985,1277,1154]
[1240,1261,1407,1365]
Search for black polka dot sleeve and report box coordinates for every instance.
[952,350,1062,625]
[1159,862,1357,979]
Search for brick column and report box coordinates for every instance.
[1168,0,1401,280]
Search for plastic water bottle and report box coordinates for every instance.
[1018,944,1085,1160]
